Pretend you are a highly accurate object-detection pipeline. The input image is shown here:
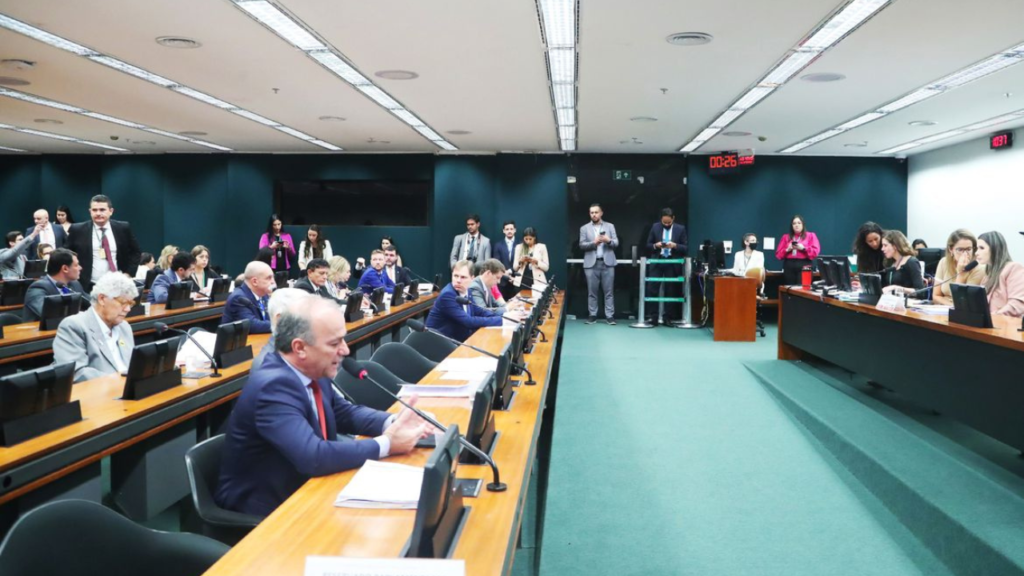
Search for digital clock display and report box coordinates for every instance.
[990,132,1013,150]
[708,152,739,173]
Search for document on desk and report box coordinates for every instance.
[175,331,216,366]
[910,304,953,316]
[436,357,498,373]
[398,382,478,398]
[334,460,423,509]
[440,370,490,382]
[305,557,465,576]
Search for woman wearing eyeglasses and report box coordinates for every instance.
[932,229,986,306]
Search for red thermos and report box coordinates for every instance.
[801,266,812,289]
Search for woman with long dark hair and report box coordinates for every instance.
[852,221,884,274]
[512,227,549,289]
[55,205,74,235]
[298,224,333,270]
[258,214,296,274]
[976,231,1024,317]
[775,214,821,285]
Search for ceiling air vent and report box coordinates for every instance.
[666,32,713,46]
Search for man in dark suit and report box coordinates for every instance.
[23,248,89,321]
[382,246,411,286]
[294,258,342,302]
[492,220,521,301]
[425,259,502,342]
[359,250,395,295]
[644,207,688,325]
[215,296,433,516]
[148,251,196,304]
[222,261,275,334]
[26,208,66,256]
[64,194,141,291]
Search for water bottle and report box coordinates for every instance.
[801,265,812,290]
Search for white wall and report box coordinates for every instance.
[908,129,1024,258]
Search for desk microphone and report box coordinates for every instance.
[340,357,507,493]
[904,260,978,300]
[154,322,221,378]
[407,319,536,386]
[403,267,440,291]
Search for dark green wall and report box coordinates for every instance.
[688,156,908,268]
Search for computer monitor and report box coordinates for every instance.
[143,268,160,290]
[23,259,46,279]
[207,278,232,303]
[39,293,84,331]
[212,319,253,369]
[700,240,726,273]
[166,282,194,310]
[0,362,80,446]
[433,273,443,292]
[832,259,853,292]
[0,279,31,306]
[343,291,364,323]
[509,323,525,370]
[461,374,497,465]
[492,342,515,411]
[949,283,993,329]
[371,286,386,311]
[404,425,468,559]
[824,260,846,292]
[391,282,406,306]
[273,271,289,290]
[407,281,420,301]
[858,273,883,305]
[122,336,183,400]
[916,248,944,277]
[125,293,146,318]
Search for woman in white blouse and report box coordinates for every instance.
[512,227,549,288]
[298,224,334,271]
[731,233,765,276]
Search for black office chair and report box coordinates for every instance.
[333,360,403,411]
[184,435,262,546]
[403,330,458,363]
[0,499,228,576]
[0,312,25,327]
[371,343,438,383]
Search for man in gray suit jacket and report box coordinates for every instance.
[449,213,491,268]
[53,272,138,383]
[468,259,509,315]
[24,248,89,321]
[579,204,619,324]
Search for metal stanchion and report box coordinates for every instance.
[632,257,689,328]
[629,258,654,328]
[672,257,701,329]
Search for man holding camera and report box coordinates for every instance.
[579,204,618,325]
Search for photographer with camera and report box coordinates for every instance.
[258,213,296,277]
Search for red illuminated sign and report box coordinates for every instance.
[990,132,1013,150]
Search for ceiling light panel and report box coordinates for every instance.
[171,86,236,109]
[537,0,576,48]
[835,112,886,131]
[0,87,84,113]
[548,48,576,84]
[537,0,578,152]
[877,108,1024,155]
[800,0,889,51]
[309,51,371,86]
[0,122,129,151]
[0,145,27,152]
[87,56,177,87]
[876,88,943,113]
[556,108,575,126]
[552,83,575,110]
[390,109,425,127]
[0,14,95,55]
[710,109,745,129]
[762,50,819,86]
[235,0,325,51]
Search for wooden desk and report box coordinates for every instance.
[778,286,1024,451]
[0,294,437,508]
[707,276,757,341]
[204,292,565,576]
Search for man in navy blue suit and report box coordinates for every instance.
[644,208,688,325]
[221,261,275,334]
[425,259,503,342]
[358,250,395,294]
[215,296,434,517]
[492,220,519,272]
[148,251,196,304]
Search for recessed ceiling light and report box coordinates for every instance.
[0,76,30,86]
[801,72,846,82]
[33,118,63,125]
[844,142,868,147]
[447,130,471,135]
[630,116,658,123]
[156,36,202,49]
[0,59,34,71]
[908,120,936,127]
[179,130,208,136]
[318,115,346,122]
[666,32,713,46]
[374,70,419,80]
[722,131,752,137]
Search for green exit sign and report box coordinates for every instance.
[613,170,632,181]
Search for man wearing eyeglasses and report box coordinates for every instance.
[53,272,138,383]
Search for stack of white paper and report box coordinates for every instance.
[175,331,216,367]
[436,357,498,373]
[334,460,424,509]
[398,383,478,398]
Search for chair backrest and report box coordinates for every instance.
[744,267,765,288]
[0,499,228,576]
[371,342,437,384]
[185,435,225,522]
[403,330,458,363]
[334,360,403,411]
[0,312,25,327]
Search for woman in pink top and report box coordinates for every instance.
[258,214,296,275]
[775,214,821,285]
[976,231,1024,318]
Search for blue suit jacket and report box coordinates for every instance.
[148,269,183,304]
[215,351,391,517]
[425,284,502,342]
[645,222,688,257]
[221,283,271,334]
[493,238,519,271]
[25,225,66,255]
[358,267,395,294]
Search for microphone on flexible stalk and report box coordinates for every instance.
[340,357,507,492]
[403,267,440,292]
[407,319,536,386]
[903,260,978,304]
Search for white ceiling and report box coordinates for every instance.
[0,0,1022,156]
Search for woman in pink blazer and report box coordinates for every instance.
[258,214,296,275]
[775,214,821,285]
[976,231,1024,317]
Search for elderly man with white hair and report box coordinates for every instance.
[53,273,138,383]
[251,287,310,371]
[221,261,275,334]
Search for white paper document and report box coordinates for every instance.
[435,357,498,373]
[175,331,216,366]
[439,371,490,382]
[398,383,478,398]
[305,557,465,576]
[334,460,424,509]
[763,236,776,251]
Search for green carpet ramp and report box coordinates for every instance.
[746,360,1024,576]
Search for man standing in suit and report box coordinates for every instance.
[148,251,196,304]
[295,258,343,302]
[26,209,66,255]
[449,213,491,268]
[24,248,89,321]
[359,250,395,295]
[493,220,518,272]
[222,261,275,334]
[52,273,137,383]
[382,246,411,286]
[579,204,619,325]
[64,194,141,291]
[426,259,503,342]
[215,296,434,516]
[644,208,688,325]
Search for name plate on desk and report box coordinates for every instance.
[304,557,464,576]
[875,294,907,314]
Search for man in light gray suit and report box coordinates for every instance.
[449,213,491,268]
[53,272,138,383]
[579,203,619,324]
[468,259,511,315]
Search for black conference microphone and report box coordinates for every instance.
[904,260,979,300]
[340,357,507,493]
[454,296,525,325]
[407,319,536,386]
[403,267,440,291]
[154,322,221,378]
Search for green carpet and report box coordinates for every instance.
[538,322,953,576]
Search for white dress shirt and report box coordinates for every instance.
[593,223,605,258]
[39,223,55,248]
[90,223,118,282]
[91,308,128,373]
[505,238,515,258]
[462,233,481,260]
[386,265,396,283]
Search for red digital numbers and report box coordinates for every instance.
[990,132,1013,150]
[709,154,738,169]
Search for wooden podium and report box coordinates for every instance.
[708,276,757,342]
